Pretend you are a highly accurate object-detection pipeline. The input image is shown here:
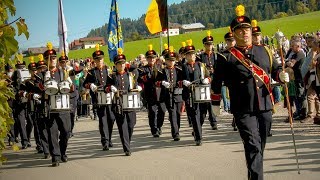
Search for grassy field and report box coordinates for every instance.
[24,11,320,64]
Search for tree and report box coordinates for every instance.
[295,1,310,14]
[309,0,317,11]
[207,23,214,29]
[0,0,29,164]
[273,12,289,19]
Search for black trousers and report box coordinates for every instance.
[200,102,217,126]
[147,102,166,135]
[234,111,272,180]
[115,111,136,152]
[70,97,77,133]
[26,112,41,148]
[166,101,182,138]
[14,105,28,146]
[37,116,49,154]
[97,105,115,147]
[185,102,202,141]
[46,112,71,162]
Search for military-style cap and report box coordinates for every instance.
[43,42,57,59]
[92,44,104,60]
[164,46,177,61]
[36,54,47,69]
[184,39,196,54]
[224,27,235,40]
[113,48,126,64]
[179,42,186,54]
[5,63,13,71]
[145,44,158,58]
[15,60,26,69]
[251,20,262,35]
[59,51,69,62]
[202,31,214,44]
[230,5,252,31]
[161,43,169,56]
[28,56,37,71]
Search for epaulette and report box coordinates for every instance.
[175,66,182,71]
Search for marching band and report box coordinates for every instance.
[5,5,293,180]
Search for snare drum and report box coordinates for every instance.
[50,94,70,111]
[97,91,114,105]
[59,81,71,94]
[44,80,59,95]
[194,84,211,103]
[122,92,141,111]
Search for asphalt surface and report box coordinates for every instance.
[1,103,320,180]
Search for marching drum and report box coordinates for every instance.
[44,80,59,95]
[17,69,31,85]
[194,84,211,103]
[97,90,114,105]
[59,81,71,94]
[50,94,70,111]
[122,92,141,111]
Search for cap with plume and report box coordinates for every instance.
[207,31,211,37]
[169,46,174,53]
[164,43,168,50]
[148,44,153,51]
[118,48,123,55]
[181,42,186,47]
[29,56,34,63]
[95,44,100,51]
[186,39,193,46]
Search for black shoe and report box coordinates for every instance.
[153,132,160,138]
[233,127,238,131]
[268,133,273,137]
[21,144,28,149]
[36,146,44,154]
[52,161,60,167]
[125,151,131,156]
[188,123,192,127]
[27,142,32,147]
[109,141,113,147]
[211,123,218,130]
[44,154,50,159]
[102,145,109,151]
[61,155,68,163]
[173,135,180,141]
[191,131,194,137]
[195,140,202,146]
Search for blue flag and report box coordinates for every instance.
[107,0,123,62]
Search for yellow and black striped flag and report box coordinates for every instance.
[145,0,168,34]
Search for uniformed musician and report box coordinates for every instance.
[182,39,211,146]
[137,45,166,137]
[105,48,142,156]
[156,46,184,141]
[41,42,73,166]
[211,5,289,179]
[83,44,115,150]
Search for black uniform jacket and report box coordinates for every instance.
[212,45,282,114]
[155,66,184,103]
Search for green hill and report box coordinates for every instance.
[25,11,320,65]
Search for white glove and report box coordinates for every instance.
[33,93,41,100]
[162,81,171,89]
[111,85,118,93]
[137,85,143,92]
[45,71,51,81]
[202,78,209,85]
[66,77,73,85]
[279,71,289,83]
[183,80,192,87]
[90,83,98,92]
[23,92,27,98]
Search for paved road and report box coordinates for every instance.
[1,105,320,180]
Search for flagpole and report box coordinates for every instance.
[165,0,169,47]
[59,0,66,54]
[115,0,120,48]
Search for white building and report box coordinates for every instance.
[162,28,180,37]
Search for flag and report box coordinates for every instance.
[107,0,123,62]
[58,0,69,55]
[145,0,168,34]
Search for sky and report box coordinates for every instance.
[11,0,185,50]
